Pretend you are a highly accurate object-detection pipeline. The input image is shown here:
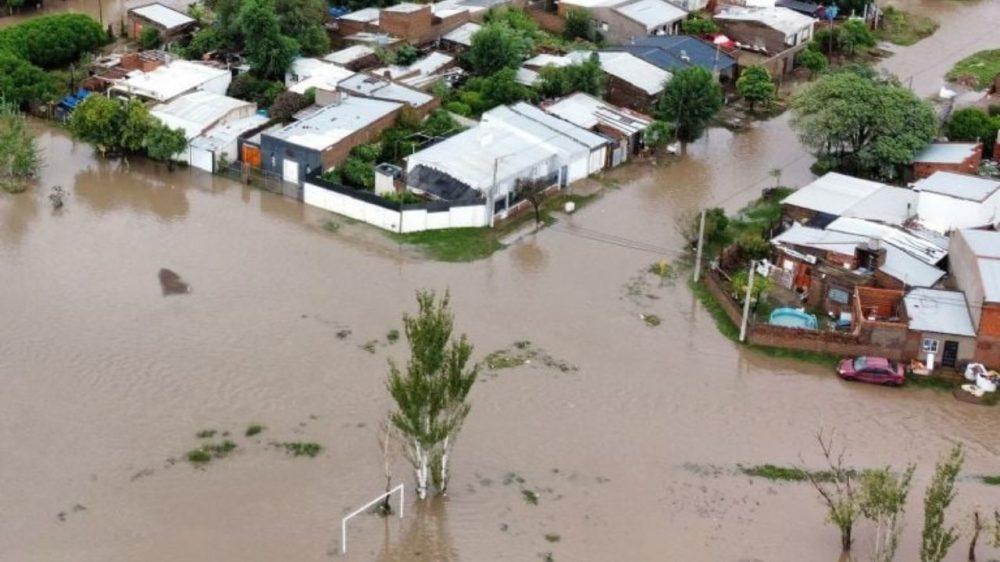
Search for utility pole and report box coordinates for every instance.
[693,209,706,283]
[739,260,756,343]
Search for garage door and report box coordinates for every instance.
[282,159,299,183]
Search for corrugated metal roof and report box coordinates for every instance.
[613,0,687,31]
[912,171,1000,202]
[827,217,947,265]
[338,73,433,108]
[905,289,976,337]
[150,91,253,139]
[782,172,892,216]
[913,142,980,164]
[507,102,609,150]
[442,22,481,46]
[130,3,195,30]
[616,35,737,72]
[323,45,375,65]
[266,96,401,151]
[570,51,671,95]
[544,92,653,136]
[715,5,815,36]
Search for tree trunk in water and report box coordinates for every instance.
[413,441,428,500]
[533,203,541,226]
[380,474,392,514]
[841,526,852,552]
[437,436,450,495]
[968,511,981,561]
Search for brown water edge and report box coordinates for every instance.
[0,0,191,29]
[3,101,1000,562]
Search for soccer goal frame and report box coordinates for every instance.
[340,483,405,554]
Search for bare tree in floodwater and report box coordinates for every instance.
[387,290,478,500]
[802,431,861,553]
[376,417,400,515]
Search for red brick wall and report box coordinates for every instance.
[319,107,402,169]
[604,76,656,113]
[380,6,433,41]
[913,146,982,179]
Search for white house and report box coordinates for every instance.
[405,102,608,222]
[913,172,1000,233]
[285,57,356,95]
[110,60,231,103]
[187,114,269,173]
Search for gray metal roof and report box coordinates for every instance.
[905,289,976,337]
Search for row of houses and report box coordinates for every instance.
[766,161,1000,369]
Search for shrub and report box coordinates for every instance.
[268,90,310,121]
[0,14,107,68]
[227,73,285,107]
[339,157,375,189]
[946,107,999,149]
[139,27,161,50]
[246,424,265,437]
[421,109,459,137]
[443,101,471,116]
[282,441,322,457]
[563,7,597,42]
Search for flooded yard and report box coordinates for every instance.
[3,3,1000,559]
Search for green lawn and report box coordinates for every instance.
[391,228,504,262]
[947,49,1000,90]
[875,7,938,46]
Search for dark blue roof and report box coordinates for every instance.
[613,35,736,73]
[776,0,821,16]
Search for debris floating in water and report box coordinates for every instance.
[158,268,190,296]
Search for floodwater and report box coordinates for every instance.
[0,0,190,29]
[3,5,1000,562]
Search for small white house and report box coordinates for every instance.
[913,172,1000,233]
[187,114,269,173]
[110,60,231,103]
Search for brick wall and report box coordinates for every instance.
[604,76,656,113]
[380,6,433,41]
[319,106,402,170]
[527,6,566,35]
[913,144,982,179]
[703,269,909,360]
[717,20,786,54]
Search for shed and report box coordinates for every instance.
[904,288,977,368]
[613,0,687,35]
[543,92,652,165]
[110,60,231,103]
[150,90,256,140]
[127,3,196,40]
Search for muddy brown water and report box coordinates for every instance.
[3,7,1000,560]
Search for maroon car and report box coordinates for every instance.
[837,356,905,386]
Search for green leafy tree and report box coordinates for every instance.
[275,0,329,56]
[860,464,915,562]
[535,54,604,98]
[144,122,187,170]
[120,99,153,153]
[338,157,375,189]
[797,48,828,78]
[946,107,1000,150]
[837,19,876,56]
[394,44,420,67]
[0,52,55,108]
[387,291,479,499]
[239,0,298,79]
[681,13,717,35]
[69,95,126,156]
[421,110,459,137]
[465,67,532,110]
[656,67,723,144]
[736,65,775,111]
[139,27,161,50]
[483,6,539,36]
[227,72,286,107]
[791,68,936,180]
[0,13,107,68]
[920,444,964,562]
[563,7,597,42]
[0,104,39,194]
[642,120,673,151]
[466,22,532,76]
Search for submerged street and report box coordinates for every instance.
[2,2,1000,560]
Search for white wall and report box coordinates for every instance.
[303,181,488,233]
[199,73,232,97]
[917,192,999,232]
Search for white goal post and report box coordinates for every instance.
[341,484,405,554]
